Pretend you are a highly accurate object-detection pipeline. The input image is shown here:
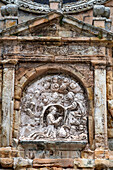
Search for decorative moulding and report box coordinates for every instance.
[63,0,111,14]
[0,0,110,14]
[1,0,50,14]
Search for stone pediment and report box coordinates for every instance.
[1,11,113,39]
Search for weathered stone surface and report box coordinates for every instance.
[0,158,13,168]
[0,147,11,158]
[93,5,110,18]
[14,85,22,100]
[74,158,95,168]
[81,150,94,159]
[14,157,33,169]
[33,159,74,168]
[95,149,109,159]
[108,100,113,117]
[1,4,18,17]
[2,66,15,146]
[94,68,107,149]
[14,100,20,110]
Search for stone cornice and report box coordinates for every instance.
[0,36,112,43]
[1,13,113,39]
[0,0,111,14]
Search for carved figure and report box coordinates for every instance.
[46,106,62,138]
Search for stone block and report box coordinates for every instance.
[50,2,59,10]
[95,159,109,168]
[74,158,94,168]
[81,150,94,159]
[14,157,33,169]
[11,150,19,157]
[95,149,109,159]
[109,151,113,160]
[0,147,11,158]
[93,19,105,28]
[18,76,27,88]
[87,88,93,100]
[14,85,22,100]
[109,160,113,168]
[25,69,36,80]
[59,31,72,37]
[16,68,27,81]
[40,169,52,170]
[5,19,18,29]
[52,168,63,170]
[0,158,13,168]
[33,159,74,168]
[13,110,19,130]
[0,20,4,31]
[13,129,19,139]
[27,168,39,170]
[16,168,26,170]
[14,100,20,110]
[17,151,24,158]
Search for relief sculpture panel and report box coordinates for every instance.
[20,74,88,142]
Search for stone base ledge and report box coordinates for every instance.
[33,158,74,168]
[0,157,113,169]
[74,158,113,169]
[0,147,19,158]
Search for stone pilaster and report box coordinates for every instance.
[2,60,17,147]
[94,65,108,157]
[0,66,2,147]
[94,66,108,157]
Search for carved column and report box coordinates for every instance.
[94,65,108,153]
[2,60,17,146]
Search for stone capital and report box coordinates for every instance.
[91,60,107,69]
[1,59,18,68]
[94,65,106,69]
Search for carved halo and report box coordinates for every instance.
[0,0,110,14]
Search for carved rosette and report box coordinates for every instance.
[20,74,88,142]
[0,0,110,14]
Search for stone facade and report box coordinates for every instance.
[0,0,113,169]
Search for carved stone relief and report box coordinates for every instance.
[20,74,88,142]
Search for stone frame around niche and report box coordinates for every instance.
[13,64,94,159]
